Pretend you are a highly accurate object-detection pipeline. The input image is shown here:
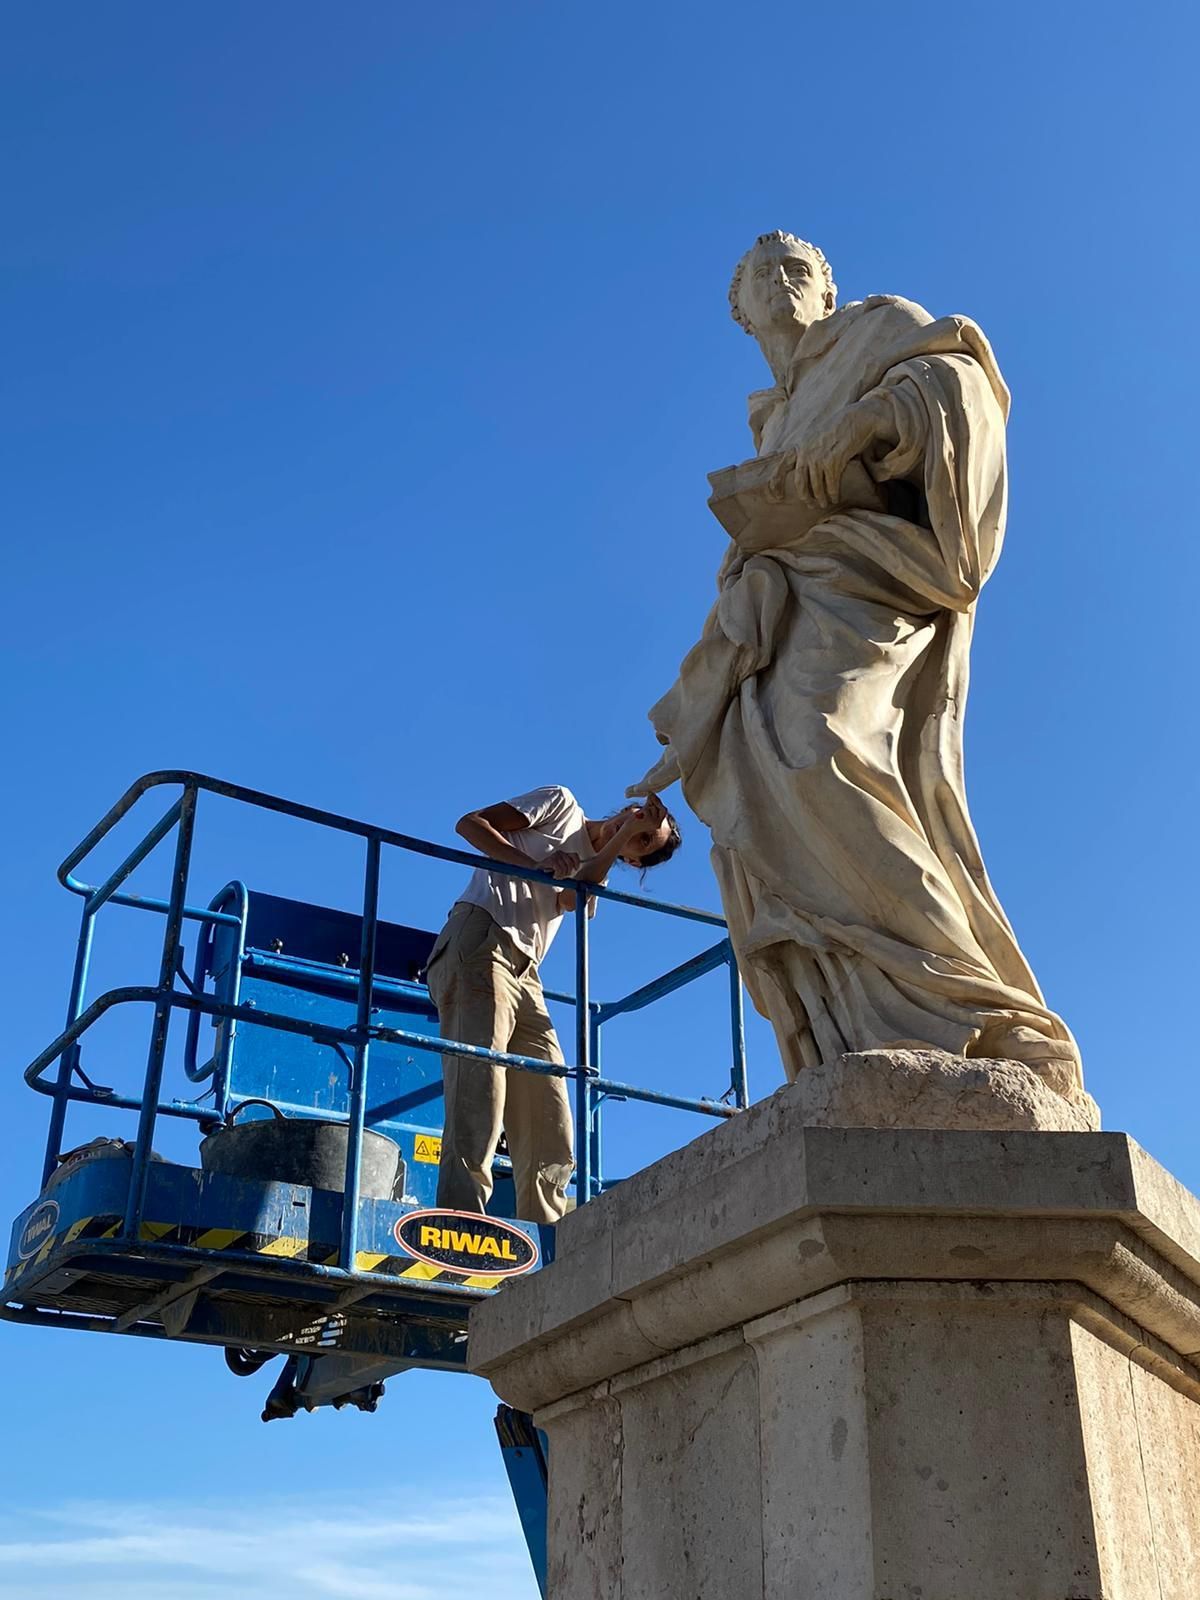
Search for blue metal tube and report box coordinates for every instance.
[33,769,750,1210]
[247,951,581,1020]
[58,778,177,890]
[181,926,213,1084]
[574,895,592,1203]
[181,883,251,1089]
[122,788,197,1238]
[588,1013,602,1197]
[593,939,733,1023]
[57,770,724,928]
[542,987,590,1009]
[240,951,432,1007]
[80,890,240,927]
[208,882,248,1115]
[25,987,581,1097]
[589,1074,739,1119]
[239,951,586,1020]
[35,1083,216,1122]
[40,903,97,1186]
[24,986,322,1091]
[374,1022,570,1078]
[574,881,724,926]
[340,839,380,1270]
[84,797,183,916]
[728,953,748,1109]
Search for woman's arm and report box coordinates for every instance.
[456,803,580,878]
[575,801,663,884]
[555,810,649,914]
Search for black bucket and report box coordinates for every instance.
[200,1103,405,1201]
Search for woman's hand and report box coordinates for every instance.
[632,792,667,830]
[542,849,581,879]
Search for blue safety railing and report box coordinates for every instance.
[24,771,748,1278]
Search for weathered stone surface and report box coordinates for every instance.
[628,231,1088,1104]
[611,1335,763,1597]
[751,1283,1108,1600]
[470,1115,1200,1598]
[792,1046,1101,1132]
[539,1390,623,1600]
[470,1095,1200,1394]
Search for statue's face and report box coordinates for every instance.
[740,239,831,338]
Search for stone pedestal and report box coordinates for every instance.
[469,1081,1200,1598]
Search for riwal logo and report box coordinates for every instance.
[18,1199,59,1260]
[394,1208,538,1278]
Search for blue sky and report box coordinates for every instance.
[1,3,1196,1594]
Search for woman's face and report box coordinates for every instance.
[618,795,672,865]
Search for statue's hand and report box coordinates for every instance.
[626,748,681,797]
[793,401,881,508]
[764,449,801,504]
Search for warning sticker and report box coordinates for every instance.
[413,1134,442,1165]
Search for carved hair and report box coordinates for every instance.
[728,231,837,333]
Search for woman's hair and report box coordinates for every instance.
[633,807,682,872]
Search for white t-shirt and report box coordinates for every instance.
[457,785,592,963]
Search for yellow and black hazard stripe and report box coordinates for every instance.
[9,1213,507,1293]
[5,1212,124,1283]
[136,1220,504,1286]
[135,1219,322,1258]
[339,1249,505,1291]
[9,1214,505,1292]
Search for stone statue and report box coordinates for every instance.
[630,231,1089,1111]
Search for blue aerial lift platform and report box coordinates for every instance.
[3,771,748,1594]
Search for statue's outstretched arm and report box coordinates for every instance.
[626,745,681,798]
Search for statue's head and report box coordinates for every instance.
[729,231,837,344]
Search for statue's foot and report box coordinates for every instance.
[968,1027,1087,1106]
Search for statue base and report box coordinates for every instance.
[793,1046,1101,1132]
[470,1089,1200,1598]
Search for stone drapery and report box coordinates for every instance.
[634,296,1083,1100]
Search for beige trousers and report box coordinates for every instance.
[425,903,574,1224]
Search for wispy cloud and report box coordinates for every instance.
[0,1495,536,1600]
